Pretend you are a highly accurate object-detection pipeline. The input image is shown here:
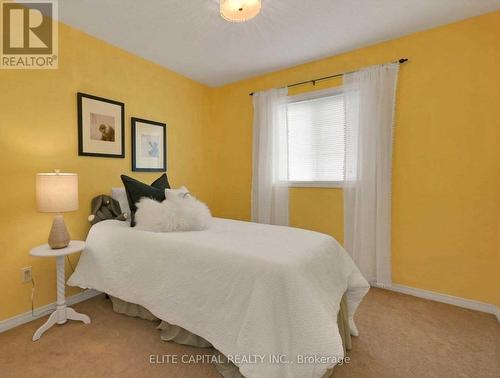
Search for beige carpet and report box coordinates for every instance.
[1,288,498,378]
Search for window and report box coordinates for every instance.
[287,89,345,186]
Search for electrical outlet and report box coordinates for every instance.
[21,266,32,283]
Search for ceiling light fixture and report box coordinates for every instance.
[220,0,261,22]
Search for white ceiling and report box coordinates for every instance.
[59,0,500,87]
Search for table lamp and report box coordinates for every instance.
[36,170,79,249]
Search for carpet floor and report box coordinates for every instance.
[0,288,498,377]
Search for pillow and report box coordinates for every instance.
[135,193,211,232]
[120,174,170,226]
[111,187,131,217]
[151,173,170,189]
[165,186,190,199]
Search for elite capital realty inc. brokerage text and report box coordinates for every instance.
[149,353,351,366]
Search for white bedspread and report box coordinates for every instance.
[68,218,369,378]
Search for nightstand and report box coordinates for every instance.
[29,240,90,341]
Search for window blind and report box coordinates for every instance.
[287,93,345,182]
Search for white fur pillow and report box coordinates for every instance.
[134,192,211,232]
[165,186,190,199]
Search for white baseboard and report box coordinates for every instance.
[372,283,499,323]
[0,289,101,333]
[1,284,497,333]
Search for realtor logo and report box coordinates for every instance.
[1,0,58,69]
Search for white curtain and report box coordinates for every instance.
[251,88,289,225]
[343,63,399,287]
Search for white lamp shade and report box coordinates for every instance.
[36,173,79,213]
[220,0,261,22]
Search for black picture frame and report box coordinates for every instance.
[77,92,125,158]
[131,117,167,172]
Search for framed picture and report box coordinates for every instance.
[77,92,125,158]
[131,117,167,172]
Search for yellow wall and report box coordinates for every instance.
[1,11,499,322]
[207,12,500,307]
[0,22,213,320]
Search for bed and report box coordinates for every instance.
[68,218,369,378]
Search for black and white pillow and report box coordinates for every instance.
[120,174,170,226]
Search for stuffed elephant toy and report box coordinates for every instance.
[88,195,128,225]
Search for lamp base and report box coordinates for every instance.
[48,214,70,249]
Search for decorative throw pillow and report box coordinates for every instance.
[165,186,190,199]
[150,173,170,189]
[120,174,170,226]
[111,187,131,218]
[135,192,211,232]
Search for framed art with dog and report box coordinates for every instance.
[77,92,125,158]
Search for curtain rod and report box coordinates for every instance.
[249,58,408,96]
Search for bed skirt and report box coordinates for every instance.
[109,295,351,378]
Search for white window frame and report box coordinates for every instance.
[287,87,345,189]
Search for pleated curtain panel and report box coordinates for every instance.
[251,88,289,226]
[343,63,399,287]
[251,63,399,287]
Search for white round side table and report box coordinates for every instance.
[29,240,91,341]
